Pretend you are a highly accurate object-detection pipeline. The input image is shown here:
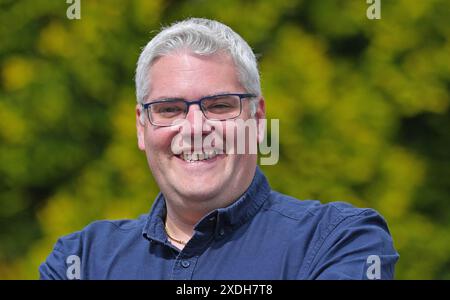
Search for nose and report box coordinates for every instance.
[184,103,209,136]
[185,102,202,119]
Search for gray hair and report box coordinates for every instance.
[135,18,261,122]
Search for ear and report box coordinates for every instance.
[255,97,266,144]
[136,104,146,151]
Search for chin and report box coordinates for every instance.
[175,181,222,202]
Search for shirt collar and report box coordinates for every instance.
[142,166,271,243]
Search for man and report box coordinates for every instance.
[40,18,399,279]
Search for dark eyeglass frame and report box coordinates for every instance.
[141,93,257,127]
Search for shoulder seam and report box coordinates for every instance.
[90,219,143,232]
[53,247,65,254]
[263,206,315,221]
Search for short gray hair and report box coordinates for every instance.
[135,18,261,120]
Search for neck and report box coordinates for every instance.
[162,165,257,247]
[165,207,196,241]
[164,191,245,251]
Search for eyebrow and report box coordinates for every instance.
[149,91,234,103]
[149,96,184,103]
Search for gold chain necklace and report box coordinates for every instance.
[165,225,187,245]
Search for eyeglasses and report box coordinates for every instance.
[141,93,256,127]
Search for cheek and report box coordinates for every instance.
[144,127,178,154]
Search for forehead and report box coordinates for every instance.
[147,52,243,100]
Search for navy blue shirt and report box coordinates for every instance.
[39,167,399,279]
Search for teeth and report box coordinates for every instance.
[180,150,218,162]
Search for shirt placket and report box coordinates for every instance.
[170,254,199,280]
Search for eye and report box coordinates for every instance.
[158,106,183,113]
[203,96,239,112]
[151,101,185,117]
[208,102,233,109]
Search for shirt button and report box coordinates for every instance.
[181,260,190,268]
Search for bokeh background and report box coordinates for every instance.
[0,0,449,279]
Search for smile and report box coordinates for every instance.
[178,150,220,163]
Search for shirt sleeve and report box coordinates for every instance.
[39,233,83,280]
[304,208,399,280]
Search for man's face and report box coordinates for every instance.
[136,52,264,205]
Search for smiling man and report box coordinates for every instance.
[40,18,399,280]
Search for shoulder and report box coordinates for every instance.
[58,215,148,247]
[261,190,394,251]
[39,215,148,279]
[263,190,380,225]
[260,191,398,279]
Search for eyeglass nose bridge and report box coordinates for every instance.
[183,99,208,121]
[184,99,204,112]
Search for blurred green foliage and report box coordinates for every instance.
[0,0,449,279]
